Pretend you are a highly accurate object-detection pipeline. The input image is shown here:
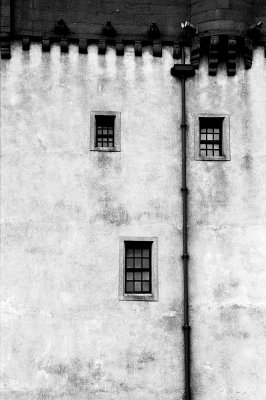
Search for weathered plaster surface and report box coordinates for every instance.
[0,43,183,399]
[187,48,266,399]
[1,43,266,399]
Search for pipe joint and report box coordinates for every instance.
[182,254,189,259]
[181,123,187,128]
[182,325,191,331]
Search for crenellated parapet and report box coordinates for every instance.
[0,0,265,75]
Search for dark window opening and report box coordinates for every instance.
[95,115,115,148]
[199,117,223,157]
[125,242,152,294]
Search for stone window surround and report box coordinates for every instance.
[90,111,121,152]
[119,237,159,302]
[194,113,231,161]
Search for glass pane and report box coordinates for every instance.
[135,249,141,257]
[214,144,220,150]
[207,134,213,140]
[98,142,103,147]
[97,126,102,130]
[207,150,213,156]
[214,129,220,133]
[142,259,149,269]
[127,272,133,281]
[109,140,114,147]
[126,258,133,269]
[126,248,133,257]
[201,134,206,140]
[214,150,220,156]
[103,142,107,147]
[142,282,150,292]
[201,129,206,133]
[200,150,206,156]
[126,282,134,292]
[143,272,150,281]
[134,282,141,292]
[214,134,220,140]
[135,258,141,268]
[103,129,107,135]
[207,144,213,150]
[207,129,213,133]
[200,144,206,150]
[134,272,141,281]
[142,248,150,257]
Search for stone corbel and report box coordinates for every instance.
[153,40,162,57]
[134,40,142,57]
[22,36,30,51]
[98,39,106,55]
[79,39,87,54]
[191,37,200,69]
[0,33,11,59]
[208,35,219,76]
[60,38,68,53]
[227,36,237,76]
[116,40,124,56]
[42,36,50,52]
[244,38,253,69]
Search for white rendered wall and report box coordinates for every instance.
[1,42,266,399]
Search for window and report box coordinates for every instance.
[119,237,158,301]
[90,111,121,152]
[199,118,222,157]
[195,114,230,161]
[95,115,115,148]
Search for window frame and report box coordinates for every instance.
[194,114,230,161]
[90,111,121,152]
[119,237,159,302]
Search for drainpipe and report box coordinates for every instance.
[171,44,195,400]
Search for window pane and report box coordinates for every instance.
[135,249,141,257]
[126,282,134,292]
[126,248,133,257]
[143,272,150,281]
[135,258,141,268]
[200,144,206,150]
[214,144,220,150]
[142,248,149,257]
[201,129,206,133]
[134,272,141,281]
[201,134,206,140]
[200,150,206,156]
[142,259,149,269]
[126,258,133,269]
[207,150,213,156]
[207,129,213,133]
[214,150,220,156]
[142,282,150,292]
[214,129,220,133]
[207,134,213,140]
[207,144,213,150]
[127,272,133,281]
[134,282,141,292]
[214,134,220,140]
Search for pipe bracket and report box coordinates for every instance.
[182,254,189,259]
[182,325,191,330]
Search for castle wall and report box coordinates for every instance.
[1,41,266,399]
[0,42,184,400]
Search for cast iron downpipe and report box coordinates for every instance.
[171,45,195,400]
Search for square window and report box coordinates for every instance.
[90,111,121,152]
[119,237,158,301]
[195,115,230,161]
